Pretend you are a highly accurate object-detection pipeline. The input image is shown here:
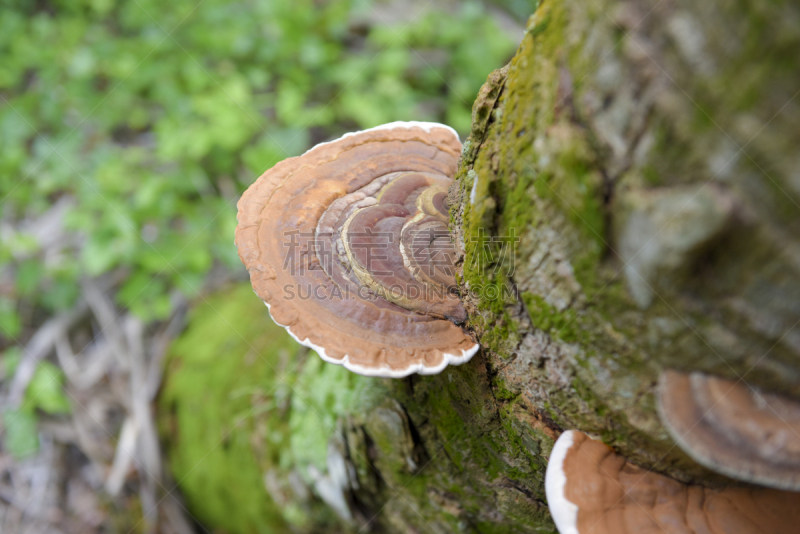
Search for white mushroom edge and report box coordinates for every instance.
[301,120,460,157]
[265,299,479,378]
[545,430,581,534]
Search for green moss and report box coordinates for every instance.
[497,402,545,473]
[527,7,551,37]
[455,0,613,366]
[159,284,299,533]
[159,284,370,533]
[289,356,388,474]
[492,378,519,401]
[520,292,579,343]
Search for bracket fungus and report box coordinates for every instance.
[545,430,800,534]
[235,122,478,377]
[657,369,800,491]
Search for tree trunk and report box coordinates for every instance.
[160,0,800,532]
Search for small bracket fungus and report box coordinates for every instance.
[545,430,800,534]
[235,122,478,377]
[657,369,800,491]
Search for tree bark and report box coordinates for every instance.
[160,0,800,532]
[452,0,800,483]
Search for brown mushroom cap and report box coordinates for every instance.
[657,370,800,491]
[545,430,800,534]
[235,122,478,377]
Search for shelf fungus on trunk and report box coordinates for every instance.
[545,430,800,534]
[657,370,800,491]
[235,122,478,378]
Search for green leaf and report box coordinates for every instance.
[41,275,80,311]
[2,408,39,459]
[117,271,172,320]
[2,346,22,380]
[26,361,71,415]
[82,233,122,276]
[16,259,43,297]
[0,297,21,339]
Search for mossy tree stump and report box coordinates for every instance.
[160,1,800,532]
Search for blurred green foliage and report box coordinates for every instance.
[0,0,519,339]
[3,347,71,457]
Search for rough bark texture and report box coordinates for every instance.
[453,0,800,486]
[159,0,800,532]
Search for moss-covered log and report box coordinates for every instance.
[159,0,800,532]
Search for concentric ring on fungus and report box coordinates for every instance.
[235,122,479,378]
[657,370,800,491]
